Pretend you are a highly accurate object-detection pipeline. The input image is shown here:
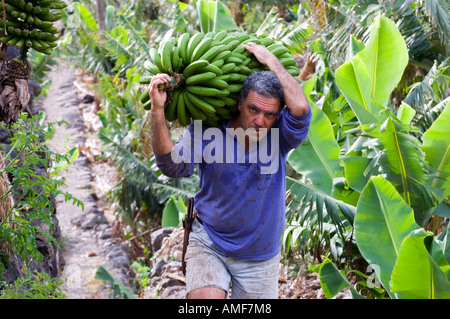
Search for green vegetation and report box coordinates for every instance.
[1,0,448,299]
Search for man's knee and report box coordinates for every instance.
[187,287,227,299]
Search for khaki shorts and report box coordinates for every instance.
[185,218,280,299]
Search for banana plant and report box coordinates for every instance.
[196,0,238,33]
[317,175,450,299]
[305,15,450,298]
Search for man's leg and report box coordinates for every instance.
[185,219,230,299]
[228,252,280,299]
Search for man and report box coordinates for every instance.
[148,42,311,299]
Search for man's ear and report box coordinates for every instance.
[238,96,242,112]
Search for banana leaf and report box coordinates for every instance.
[196,0,238,33]
[391,229,450,299]
[421,101,450,200]
[355,175,420,298]
[363,116,438,225]
[336,16,408,125]
[162,195,186,228]
[288,102,343,195]
[74,3,98,32]
[309,258,364,299]
[286,176,355,234]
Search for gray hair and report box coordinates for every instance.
[239,71,285,109]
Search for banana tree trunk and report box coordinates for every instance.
[96,0,106,42]
[228,0,244,26]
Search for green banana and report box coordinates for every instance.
[149,48,164,72]
[221,35,238,45]
[237,33,250,42]
[228,83,243,93]
[259,37,274,46]
[176,90,190,126]
[217,89,230,97]
[159,40,173,73]
[186,33,204,63]
[185,85,221,97]
[221,63,236,74]
[286,66,300,77]
[211,50,232,63]
[171,45,180,72]
[185,71,216,86]
[216,74,230,81]
[139,75,153,84]
[199,44,226,62]
[144,60,161,75]
[279,57,297,67]
[190,37,213,63]
[197,64,222,76]
[220,96,238,108]
[225,56,243,64]
[229,52,246,60]
[204,78,228,89]
[211,59,224,68]
[143,99,152,110]
[184,91,207,121]
[140,90,150,104]
[232,44,245,55]
[185,91,216,115]
[213,31,227,41]
[215,106,233,119]
[201,96,226,108]
[183,60,209,78]
[165,92,178,122]
[177,33,190,66]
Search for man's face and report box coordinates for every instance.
[236,89,280,142]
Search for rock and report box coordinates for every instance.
[82,94,95,103]
[161,286,186,299]
[173,250,183,262]
[150,227,175,253]
[159,277,185,290]
[150,259,167,278]
[100,226,113,239]
[81,210,107,230]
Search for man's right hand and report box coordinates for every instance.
[148,73,171,113]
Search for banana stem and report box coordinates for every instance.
[157,73,185,91]
[19,46,28,61]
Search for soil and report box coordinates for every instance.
[42,62,120,298]
[40,61,349,300]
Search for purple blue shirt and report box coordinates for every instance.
[155,105,311,260]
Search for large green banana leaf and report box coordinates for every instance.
[287,102,343,195]
[355,175,420,298]
[363,116,437,225]
[286,176,355,233]
[391,229,450,299]
[335,16,408,125]
[162,195,186,228]
[196,0,238,33]
[422,101,450,199]
[309,258,363,299]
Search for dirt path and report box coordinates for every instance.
[43,62,126,299]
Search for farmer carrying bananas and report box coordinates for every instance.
[148,42,311,299]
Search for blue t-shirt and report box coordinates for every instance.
[155,106,311,260]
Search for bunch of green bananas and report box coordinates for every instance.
[139,31,300,127]
[0,0,66,55]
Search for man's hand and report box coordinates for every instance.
[148,73,171,113]
[243,42,310,117]
[148,73,175,155]
[242,42,278,68]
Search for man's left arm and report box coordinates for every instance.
[242,42,310,117]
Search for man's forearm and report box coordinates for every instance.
[266,58,309,117]
[150,109,174,155]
